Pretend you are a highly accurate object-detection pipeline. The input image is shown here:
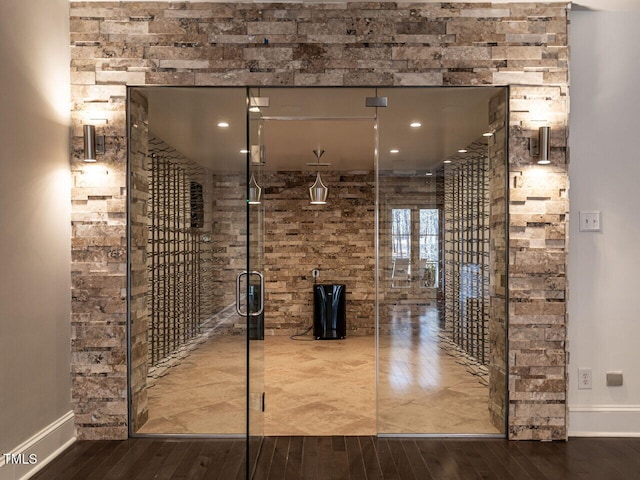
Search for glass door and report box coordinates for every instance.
[128,89,251,461]
[246,87,266,474]
[375,87,508,436]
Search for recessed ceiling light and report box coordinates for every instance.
[218,122,230,128]
[444,160,452,164]
[240,149,249,154]
[483,132,493,137]
[390,149,399,154]
[249,107,260,113]
[410,122,422,128]
[458,149,467,153]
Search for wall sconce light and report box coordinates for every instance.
[83,125,105,162]
[248,173,262,205]
[529,126,551,165]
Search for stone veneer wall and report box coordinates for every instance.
[69,1,569,440]
[263,170,376,335]
[128,90,150,433]
[488,89,508,431]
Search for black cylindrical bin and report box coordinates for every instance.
[248,283,264,340]
[313,284,346,340]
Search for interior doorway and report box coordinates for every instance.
[127,86,508,441]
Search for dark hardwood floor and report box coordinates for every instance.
[31,436,640,480]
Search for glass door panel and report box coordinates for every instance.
[376,87,507,435]
[247,87,266,474]
[128,88,248,466]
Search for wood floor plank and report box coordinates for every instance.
[514,441,571,480]
[268,437,289,480]
[359,436,383,480]
[284,437,303,480]
[186,441,225,480]
[201,440,237,480]
[593,438,640,479]
[330,436,350,480]
[30,436,640,480]
[463,441,496,478]
[170,441,209,480]
[442,440,483,479]
[399,440,434,480]
[345,435,367,480]
[101,437,159,480]
[31,440,110,480]
[567,438,628,479]
[301,436,319,480]
[373,438,401,480]
[386,439,418,480]
[214,440,244,480]
[481,440,532,480]
[498,440,551,480]
[415,439,463,480]
[146,440,193,480]
[70,438,140,480]
[134,440,181,480]
[253,437,275,480]
[316,436,333,480]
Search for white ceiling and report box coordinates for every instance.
[140,86,502,172]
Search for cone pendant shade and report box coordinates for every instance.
[309,172,328,204]
[248,173,262,204]
[309,149,328,204]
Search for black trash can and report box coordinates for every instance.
[313,284,346,340]
[248,283,264,340]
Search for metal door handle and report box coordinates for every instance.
[236,271,247,316]
[251,271,264,317]
[235,271,264,317]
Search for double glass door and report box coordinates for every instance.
[128,86,507,476]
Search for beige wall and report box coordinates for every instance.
[0,0,72,455]
[568,10,640,436]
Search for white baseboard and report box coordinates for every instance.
[0,411,76,480]
[569,404,640,437]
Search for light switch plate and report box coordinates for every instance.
[579,211,601,232]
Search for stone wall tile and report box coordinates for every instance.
[493,71,544,85]
[100,20,149,35]
[145,71,196,85]
[393,71,444,86]
[248,21,297,35]
[96,70,146,84]
[163,9,215,19]
[459,8,512,18]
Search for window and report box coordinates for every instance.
[390,207,440,289]
[419,209,439,288]
[391,208,411,259]
[391,209,411,288]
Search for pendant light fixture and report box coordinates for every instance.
[309,149,328,205]
[248,173,262,205]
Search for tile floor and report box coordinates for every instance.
[138,313,501,436]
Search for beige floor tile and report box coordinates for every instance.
[139,312,502,436]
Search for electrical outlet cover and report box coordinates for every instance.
[578,368,593,390]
